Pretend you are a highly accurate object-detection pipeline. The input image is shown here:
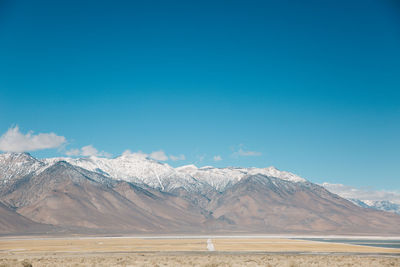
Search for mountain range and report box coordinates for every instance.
[0,152,399,235]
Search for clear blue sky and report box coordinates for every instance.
[0,0,399,189]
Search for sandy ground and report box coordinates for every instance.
[0,237,399,266]
[1,237,399,253]
[1,252,400,267]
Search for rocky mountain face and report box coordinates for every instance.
[0,152,399,235]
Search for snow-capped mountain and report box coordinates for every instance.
[366,200,400,214]
[0,152,46,185]
[42,153,181,190]
[41,152,306,192]
[176,165,305,191]
[0,152,306,194]
[42,153,212,192]
[321,182,400,215]
[348,198,371,209]
[349,199,400,215]
[0,152,397,215]
[1,152,400,235]
[2,152,397,218]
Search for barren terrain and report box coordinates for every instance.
[0,237,399,266]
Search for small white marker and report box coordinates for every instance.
[207,238,215,251]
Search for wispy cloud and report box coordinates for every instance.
[232,148,262,158]
[121,149,137,157]
[66,145,111,158]
[322,182,400,204]
[193,154,206,165]
[149,150,168,161]
[65,148,80,156]
[121,150,148,159]
[121,149,184,162]
[170,154,186,161]
[213,155,222,161]
[0,125,66,152]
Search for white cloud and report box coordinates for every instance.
[65,148,80,156]
[122,149,134,157]
[81,145,108,157]
[322,182,400,204]
[149,150,168,161]
[170,154,186,161]
[121,149,184,162]
[213,155,222,161]
[232,148,262,157]
[0,125,66,152]
[66,145,111,158]
[121,150,148,159]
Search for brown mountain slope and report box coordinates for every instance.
[112,181,212,232]
[1,162,168,232]
[0,161,214,233]
[0,201,55,234]
[207,175,400,234]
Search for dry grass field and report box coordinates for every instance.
[0,237,399,266]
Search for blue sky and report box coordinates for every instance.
[0,0,399,190]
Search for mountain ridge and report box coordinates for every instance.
[0,152,399,235]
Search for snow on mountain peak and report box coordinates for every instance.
[44,155,307,191]
[173,165,306,191]
[176,164,198,171]
[246,166,306,183]
[1,152,307,192]
[0,152,45,184]
[200,166,215,169]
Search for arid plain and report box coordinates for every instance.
[0,236,399,266]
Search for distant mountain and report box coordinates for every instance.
[321,182,400,215]
[349,199,400,215]
[348,198,371,209]
[0,152,399,235]
[368,200,400,214]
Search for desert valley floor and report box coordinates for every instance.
[0,236,399,266]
